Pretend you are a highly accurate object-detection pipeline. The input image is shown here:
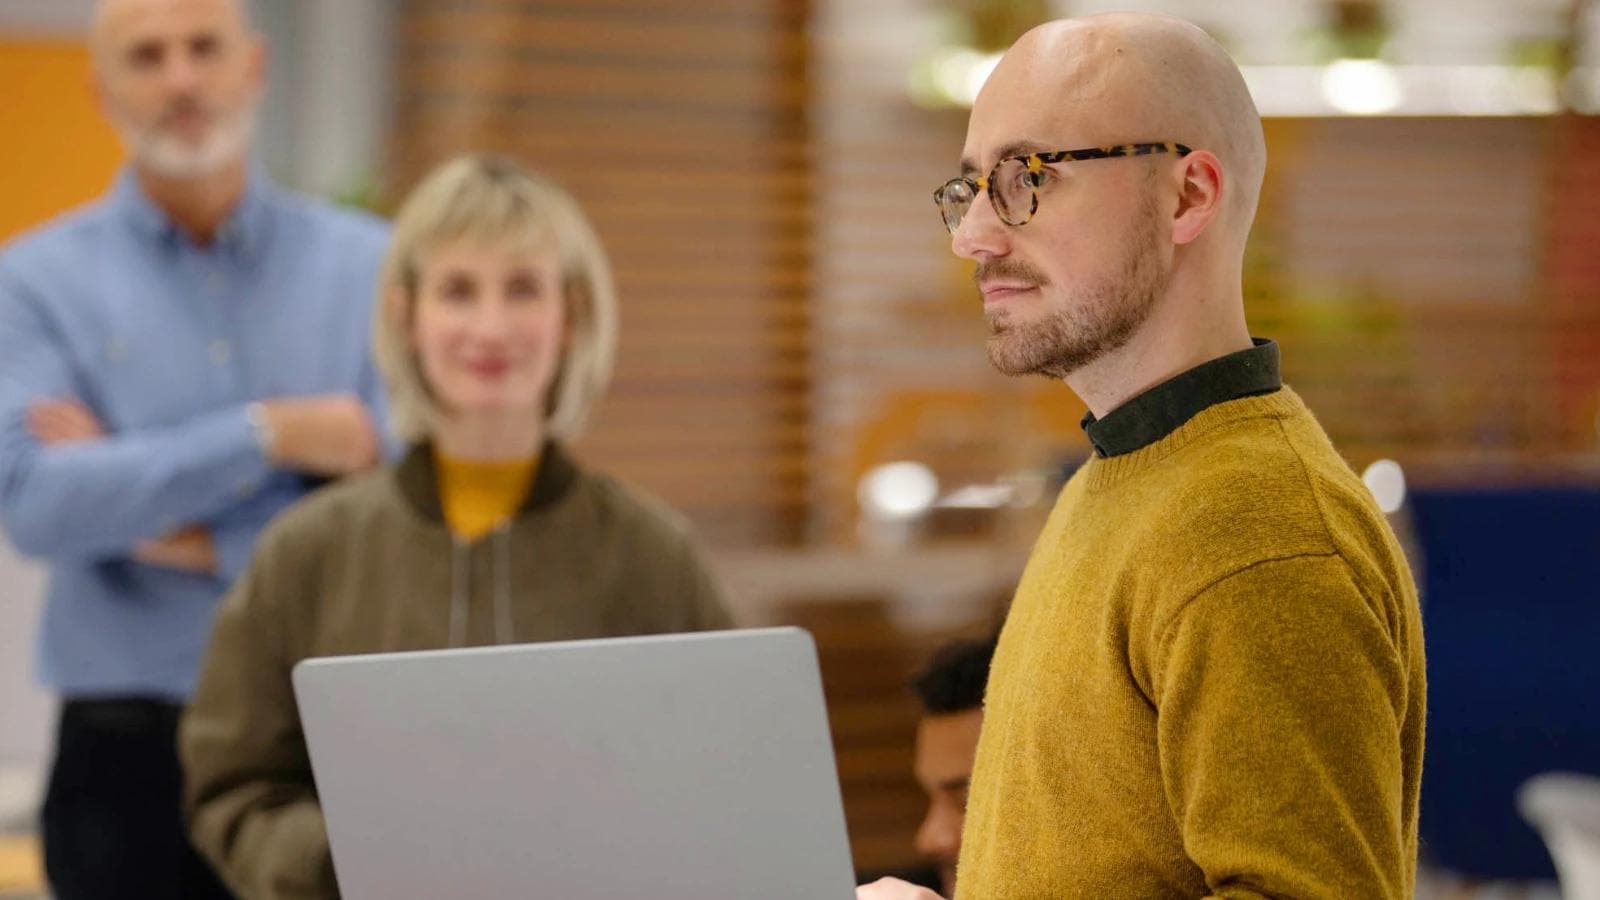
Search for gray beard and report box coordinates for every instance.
[112,101,258,181]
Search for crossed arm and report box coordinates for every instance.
[14,394,380,576]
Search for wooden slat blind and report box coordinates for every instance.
[1545,115,1600,446]
[392,0,813,546]
[1249,116,1600,471]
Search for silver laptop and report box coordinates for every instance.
[292,627,857,899]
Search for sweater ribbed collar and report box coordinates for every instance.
[1080,387,1310,492]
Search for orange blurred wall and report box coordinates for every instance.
[0,37,123,243]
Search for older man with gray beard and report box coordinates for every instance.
[0,0,390,895]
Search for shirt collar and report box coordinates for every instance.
[1081,338,1282,458]
[113,162,275,256]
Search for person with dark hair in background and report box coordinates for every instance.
[855,635,996,895]
[907,636,997,896]
[0,1,388,896]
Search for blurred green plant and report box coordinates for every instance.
[331,176,386,215]
[953,0,1052,52]
[1505,36,1567,73]
[1299,0,1392,62]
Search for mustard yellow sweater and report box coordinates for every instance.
[957,388,1426,899]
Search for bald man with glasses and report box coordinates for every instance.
[860,13,1425,900]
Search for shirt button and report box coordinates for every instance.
[209,339,231,367]
[236,478,256,499]
[207,272,227,295]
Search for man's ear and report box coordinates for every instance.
[1171,150,1224,246]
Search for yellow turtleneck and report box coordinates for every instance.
[433,449,539,541]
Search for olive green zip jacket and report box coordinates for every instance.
[181,442,731,899]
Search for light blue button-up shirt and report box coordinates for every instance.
[0,167,389,700]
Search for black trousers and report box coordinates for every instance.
[41,698,235,900]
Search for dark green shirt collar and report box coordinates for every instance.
[1081,338,1282,458]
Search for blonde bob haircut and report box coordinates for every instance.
[373,153,619,444]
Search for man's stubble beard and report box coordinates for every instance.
[984,190,1168,381]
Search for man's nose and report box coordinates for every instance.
[162,52,203,97]
[951,188,1011,262]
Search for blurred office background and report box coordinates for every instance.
[3,0,1599,896]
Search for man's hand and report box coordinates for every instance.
[259,394,380,476]
[857,878,946,900]
[27,398,105,444]
[134,525,218,575]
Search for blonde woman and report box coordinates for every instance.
[180,154,731,899]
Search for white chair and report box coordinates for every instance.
[1519,772,1600,900]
